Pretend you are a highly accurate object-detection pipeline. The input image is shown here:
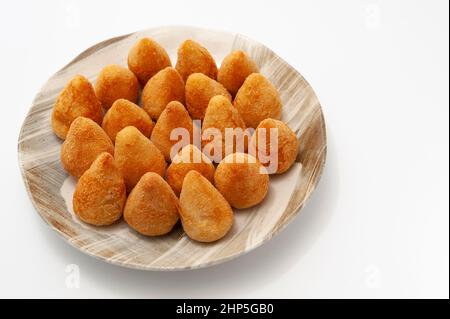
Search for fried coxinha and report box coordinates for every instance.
[51,37,298,242]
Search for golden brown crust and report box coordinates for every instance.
[94,64,139,110]
[61,117,114,178]
[51,75,103,139]
[102,99,154,143]
[185,73,231,120]
[73,152,126,226]
[179,171,233,242]
[214,153,269,209]
[127,38,171,85]
[202,95,248,160]
[114,126,167,192]
[217,50,258,96]
[124,172,179,236]
[141,67,185,120]
[250,118,299,174]
[166,144,215,196]
[175,39,218,82]
[150,101,193,161]
[234,73,282,128]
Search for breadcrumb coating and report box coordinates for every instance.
[166,144,215,196]
[95,64,139,110]
[102,99,154,143]
[185,73,231,120]
[150,101,193,161]
[73,152,126,226]
[251,118,299,174]
[61,117,114,178]
[114,126,166,192]
[141,67,185,120]
[218,50,258,96]
[127,37,171,84]
[234,73,282,128]
[214,153,269,209]
[202,95,248,161]
[179,171,233,242]
[124,172,179,236]
[52,75,103,139]
[175,39,217,81]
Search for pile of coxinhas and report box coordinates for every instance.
[51,38,299,243]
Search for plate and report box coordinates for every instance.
[18,26,327,270]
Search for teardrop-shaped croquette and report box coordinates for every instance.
[102,99,154,143]
[61,117,114,178]
[250,118,299,174]
[95,64,139,110]
[214,153,269,209]
[185,73,231,120]
[217,50,258,96]
[141,67,185,120]
[179,171,233,242]
[150,101,193,161]
[175,39,218,81]
[234,73,282,128]
[202,95,249,161]
[127,38,171,84]
[115,126,166,192]
[124,172,179,236]
[166,144,215,196]
[51,75,103,139]
[73,152,126,226]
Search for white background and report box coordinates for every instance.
[0,0,448,298]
